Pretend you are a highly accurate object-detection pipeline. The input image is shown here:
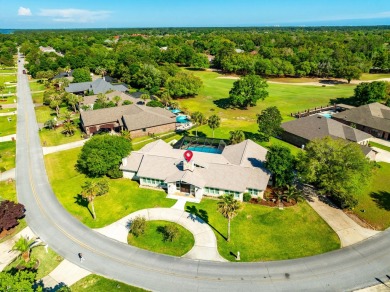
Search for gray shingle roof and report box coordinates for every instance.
[121,139,270,193]
[332,102,390,133]
[80,104,176,130]
[81,91,137,106]
[281,114,372,143]
[65,78,128,94]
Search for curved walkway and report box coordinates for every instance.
[15,55,390,291]
[95,207,226,262]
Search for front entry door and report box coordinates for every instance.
[180,183,191,194]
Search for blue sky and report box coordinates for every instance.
[1,0,390,29]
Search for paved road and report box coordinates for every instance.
[15,57,390,291]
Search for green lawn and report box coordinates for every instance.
[0,141,16,171]
[127,220,194,256]
[32,92,44,104]
[39,126,83,146]
[369,141,390,152]
[35,105,68,124]
[132,133,182,151]
[0,69,17,74]
[186,199,340,262]
[44,148,175,228]
[0,95,17,105]
[0,107,16,113]
[177,70,355,125]
[71,275,147,292]
[29,81,46,92]
[360,73,390,81]
[4,246,63,280]
[353,162,390,230]
[0,181,27,243]
[0,115,16,136]
[0,74,17,83]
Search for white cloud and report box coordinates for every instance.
[38,8,111,23]
[18,7,32,16]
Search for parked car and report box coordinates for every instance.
[22,69,26,74]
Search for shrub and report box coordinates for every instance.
[122,100,133,105]
[146,100,164,108]
[107,167,123,179]
[129,216,146,237]
[162,225,179,242]
[243,193,252,202]
[0,200,25,234]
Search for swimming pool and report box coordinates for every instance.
[186,146,222,154]
[318,110,336,119]
[176,115,190,123]
[171,109,181,114]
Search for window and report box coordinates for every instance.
[225,190,239,196]
[248,189,261,196]
[205,187,219,195]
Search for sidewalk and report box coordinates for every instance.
[0,168,15,181]
[372,147,390,163]
[307,196,380,247]
[94,207,227,262]
[371,137,390,148]
[0,111,16,116]
[0,134,16,142]
[0,227,35,271]
[42,139,89,155]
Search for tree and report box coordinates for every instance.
[228,75,268,108]
[284,185,304,203]
[66,94,80,112]
[296,137,373,209]
[146,100,164,108]
[129,216,146,237]
[81,179,109,220]
[160,91,172,107]
[132,64,161,94]
[229,130,245,145]
[77,135,131,177]
[207,114,220,138]
[48,92,63,118]
[166,71,202,98]
[113,95,121,106]
[72,68,91,83]
[44,119,56,130]
[353,81,387,105]
[265,145,295,187]
[217,194,241,242]
[339,65,361,83]
[0,200,25,235]
[12,236,37,263]
[62,121,76,136]
[190,53,209,69]
[120,129,132,141]
[190,111,206,136]
[0,270,37,292]
[140,93,149,104]
[62,110,72,123]
[257,106,282,141]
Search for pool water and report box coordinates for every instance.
[320,113,332,118]
[176,115,190,123]
[186,146,222,154]
[171,109,181,114]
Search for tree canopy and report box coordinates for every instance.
[77,135,131,177]
[229,74,268,108]
[256,106,282,141]
[353,81,388,105]
[265,145,295,187]
[166,71,202,98]
[72,68,92,83]
[296,137,373,209]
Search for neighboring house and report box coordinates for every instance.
[39,46,56,53]
[332,102,390,141]
[52,70,73,80]
[281,114,377,159]
[80,104,177,138]
[120,139,271,202]
[65,77,128,95]
[235,49,245,53]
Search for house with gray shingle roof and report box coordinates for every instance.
[281,114,377,159]
[120,139,271,202]
[80,104,177,138]
[65,77,128,95]
[332,102,390,141]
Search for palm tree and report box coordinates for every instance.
[67,94,80,113]
[62,121,76,136]
[12,236,37,263]
[207,114,221,138]
[49,97,62,118]
[113,95,122,106]
[229,130,245,145]
[284,185,304,204]
[190,111,206,137]
[140,93,149,104]
[95,66,107,78]
[120,129,132,141]
[217,194,241,242]
[63,110,72,123]
[81,179,109,220]
[160,91,172,107]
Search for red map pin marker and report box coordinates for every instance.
[184,150,193,162]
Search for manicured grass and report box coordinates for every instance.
[44,148,175,228]
[4,86,16,94]
[0,181,27,244]
[369,141,390,152]
[32,92,44,104]
[0,141,16,171]
[267,77,319,83]
[4,246,63,279]
[353,162,390,230]
[0,74,17,83]
[360,73,390,81]
[177,70,355,124]
[71,274,147,292]
[0,115,16,136]
[0,69,17,74]
[132,133,182,151]
[29,81,46,92]
[0,95,17,105]
[0,107,16,113]
[35,105,68,124]
[39,126,83,146]
[127,220,194,256]
[186,199,340,262]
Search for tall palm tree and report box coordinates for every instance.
[62,121,76,136]
[67,94,81,112]
[284,185,304,203]
[217,194,241,242]
[160,91,172,107]
[12,236,37,263]
[113,95,122,106]
[229,130,245,145]
[81,179,109,220]
[207,114,221,138]
[190,111,206,137]
[120,129,132,141]
[63,110,72,123]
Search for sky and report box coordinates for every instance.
[1,0,390,29]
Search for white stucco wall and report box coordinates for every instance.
[123,171,136,179]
